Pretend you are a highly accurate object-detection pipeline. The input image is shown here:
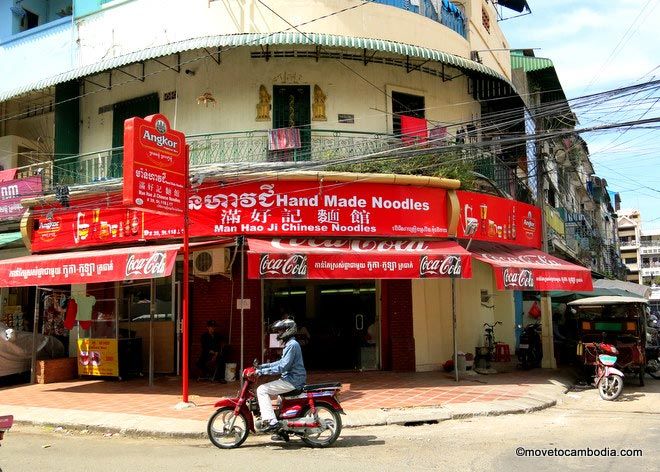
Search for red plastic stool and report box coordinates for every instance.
[494,343,511,362]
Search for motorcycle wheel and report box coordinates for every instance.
[207,407,249,449]
[301,404,342,448]
[598,374,623,401]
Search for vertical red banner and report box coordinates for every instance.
[123,114,186,215]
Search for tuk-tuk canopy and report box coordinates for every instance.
[568,296,649,306]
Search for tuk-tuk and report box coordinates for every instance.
[568,296,649,386]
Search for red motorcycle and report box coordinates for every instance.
[0,415,13,467]
[207,365,343,449]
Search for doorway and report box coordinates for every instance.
[391,91,426,136]
[272,85,311,161]
[264,280,379,371]
[111,93,159,177]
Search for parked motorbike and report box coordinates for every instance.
[207,364,343,449]
[518,322,542,370]
[0,415,12,453]
[584,342,625,400]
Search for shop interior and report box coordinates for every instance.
[264,280,379,371]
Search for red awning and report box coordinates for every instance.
[0,244,182,287]
[247,238,472,279]
[469,242,593,291]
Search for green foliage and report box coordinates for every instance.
[327,151,476,189]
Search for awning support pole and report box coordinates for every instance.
[30,287,41,384]
[182,145,191,402]
[451,277,459,382]
[149,278,155,386]
[239,236,245,388]
[536,130,557,369]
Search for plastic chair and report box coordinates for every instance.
[494,343,511,362]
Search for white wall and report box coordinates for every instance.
[79,49,479,152]
[412,261,515,372]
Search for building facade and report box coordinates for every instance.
[0,1,605,381]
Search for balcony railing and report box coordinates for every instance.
[473,155,534,204]
[373,0,467,38]
[24,129,406,188]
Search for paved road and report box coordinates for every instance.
[1,379,658,472]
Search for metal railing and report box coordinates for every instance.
[472,154,533,204]
[373,0,467,38]
[17,129,404,189]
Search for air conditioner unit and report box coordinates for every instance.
[193,248,231,277]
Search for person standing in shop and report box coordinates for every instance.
[197,320,227,383]
[42,293,68,350]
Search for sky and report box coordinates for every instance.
[498,0,660,230]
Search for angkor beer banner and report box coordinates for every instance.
[457,191,542,249]
[470,242,592,291]
[30,181,450,252]
[0,176,42,220]
[123,114,186,215]
[247,238,472,279]
[0,244,179,287]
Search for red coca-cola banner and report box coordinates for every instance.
[470,242,592,291]
[123,114,186,215]
[457,191,542,249]
[247,238,472,279]
[30,181,450,252]
[0,176,42,220]
[0,244,179,287]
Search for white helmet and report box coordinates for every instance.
[272,319,297,342]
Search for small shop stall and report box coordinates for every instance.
[0,243,181,382]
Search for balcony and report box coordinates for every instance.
[619,238,639,249]
[32,129,406,187]
[639,240,660,255]
[472,155,534,204]
[373,0,466,38]
[641,267,660,278]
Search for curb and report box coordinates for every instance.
[6,376,574,440]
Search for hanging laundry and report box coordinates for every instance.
[64,297,78,331]
[268,127,301,151]
[73,294,96,331]
[400,115,428,144]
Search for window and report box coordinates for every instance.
[624,258,637,264]
[482,6,490,33]
[391,91,425,136]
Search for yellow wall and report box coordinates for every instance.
[79,50,479,152]
[76,1,512,81]
[412,260,515,371]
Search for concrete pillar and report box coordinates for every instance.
[540,294,556,369]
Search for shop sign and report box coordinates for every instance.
[0,245,178,287]
[77,338,119,377]
[247,238,471,280]
[0,176,42,220]
[493,267,592,291]
[545,206,566,237]
[30,181,450,252]
[457,191,542,249]
[123,114,186,215]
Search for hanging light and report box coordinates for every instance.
[196,92,217,107]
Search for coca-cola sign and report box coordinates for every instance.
[259,254,308,278]
[420,255,462,277]
[247,239,472,280]
[0,245,179,287]
[502,268,535,289]
[125,252,167,278]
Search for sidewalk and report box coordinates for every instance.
[0,366,573,438]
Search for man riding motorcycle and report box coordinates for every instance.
[255,318,307,436]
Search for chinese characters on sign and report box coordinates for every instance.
[123,114,186,215]
[30,181,450,252]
